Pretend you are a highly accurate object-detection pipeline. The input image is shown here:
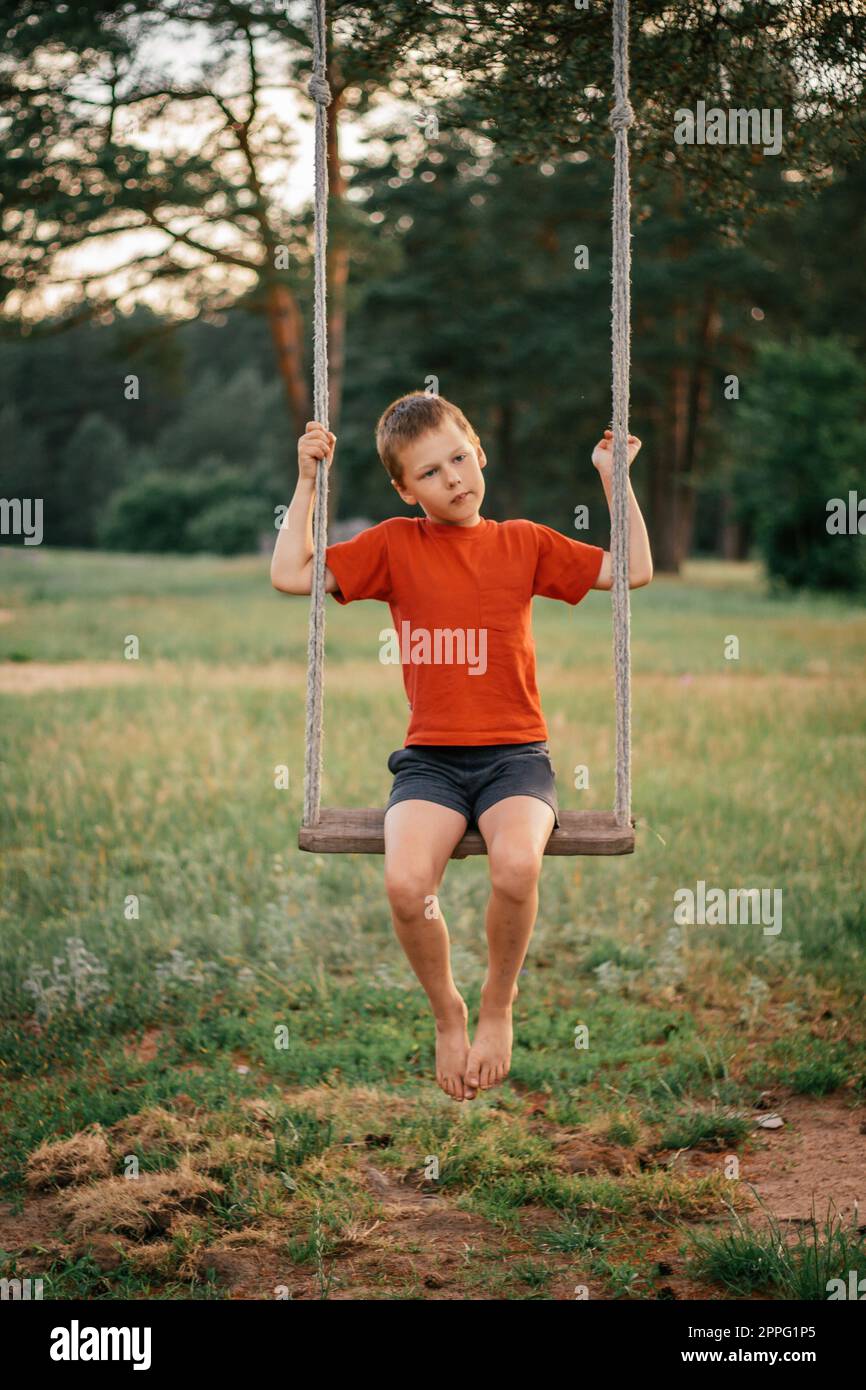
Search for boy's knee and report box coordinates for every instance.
[385,868,439,920]
[489,849,542,901]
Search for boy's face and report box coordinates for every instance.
[390,420,487,526]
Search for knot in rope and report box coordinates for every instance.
[609,98,634,132]
[308,73,332,106]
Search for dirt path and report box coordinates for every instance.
[1,658,853,697]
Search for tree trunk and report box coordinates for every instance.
[676,288,721,564]
[646,172,725,572]
[648,295,689,573]
[720,493,751,559]
[265,281,311,436]
[647,171,688,573]
[649,399,681,572]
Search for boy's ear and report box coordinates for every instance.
[391,476,414,504]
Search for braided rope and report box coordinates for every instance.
[302,0,331,827]
[609,0,633,828]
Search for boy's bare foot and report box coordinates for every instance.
[435,997,472,1102]
[464,984,519,1098]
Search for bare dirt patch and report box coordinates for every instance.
[3,1090,863,1300]
[739,1093,866,1228]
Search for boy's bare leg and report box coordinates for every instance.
[383,800,472,1101]
[466,796,555,1096]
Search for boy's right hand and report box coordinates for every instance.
[298,420,336,481]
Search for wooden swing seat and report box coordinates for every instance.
[299,807,635,858]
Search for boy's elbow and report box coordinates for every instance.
[271,572,303,594]
[630,566,653,589]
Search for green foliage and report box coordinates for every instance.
[185,497,266,555]
[0,403,51,511]
[59,412,132,545]
[96,466,265,554]
[96,472,200,553]
[732,337,866,593]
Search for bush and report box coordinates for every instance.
[731,336,866,593]
[97,466,265,554]
[96,472,200,552]
[185,497,266,554]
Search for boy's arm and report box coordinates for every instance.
[591,429,654,590]
[271,422,340,595]
[270,474,340,595]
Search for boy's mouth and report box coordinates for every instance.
[451,491,470,504]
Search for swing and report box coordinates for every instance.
[298,0,636,859]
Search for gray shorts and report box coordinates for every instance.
[385,741,560,831]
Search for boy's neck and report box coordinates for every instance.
[421,510,484,530]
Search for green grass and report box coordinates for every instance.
[683,1197,866,1300]
[1,546,865,1300]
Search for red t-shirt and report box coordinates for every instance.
[325,515,604,746]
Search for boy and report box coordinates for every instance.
[271,392,653,1103]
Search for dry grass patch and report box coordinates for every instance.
[26,1125,114,1191]
[61,1161,224,1240]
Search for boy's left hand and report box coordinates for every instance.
[592,428,642,473]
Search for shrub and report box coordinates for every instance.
[185,497,266,554]
[96,472,200,553]
[731,336,866,593]
[97,466,264,554]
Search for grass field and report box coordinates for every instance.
[1,545,865,1301]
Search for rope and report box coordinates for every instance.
[609,0,633,828]
[302,0,331,827]
[302,0,634,835]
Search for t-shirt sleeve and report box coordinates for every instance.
[531,522,605,605]
[325,522,393,604]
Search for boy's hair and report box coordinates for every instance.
[375,392,481,490]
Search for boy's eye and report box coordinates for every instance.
[423,454,465,477]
